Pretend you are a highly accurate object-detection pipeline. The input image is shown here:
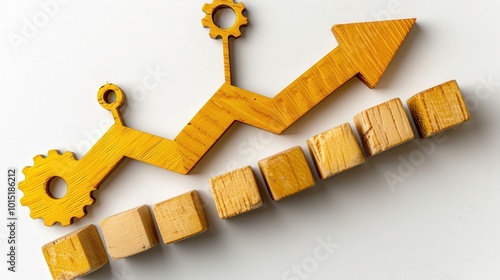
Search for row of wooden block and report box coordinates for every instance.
[42,80,470,279]
[210,80,470,218]
[42,190,209,280]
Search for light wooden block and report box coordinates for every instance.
[407,80,470,138]
[307,123,365,179]
[152,190,209,244]
[100,205,159,260]
[354,98,414,157]
[258,146,315,201]
[42,224,108,280]
[210,166,263,219]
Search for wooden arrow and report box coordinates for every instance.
[177,19,417,173]
[20,18,416,226]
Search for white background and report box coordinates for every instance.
[1,0,500,279]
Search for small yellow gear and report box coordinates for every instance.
[19,150,95,226]
[202,0,247,39]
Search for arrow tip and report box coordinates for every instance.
[333,18,416,88]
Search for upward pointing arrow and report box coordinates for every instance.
[174,18,417,172]
[57,19,417,177]
[20,18,416,226]
[333,18,416,88]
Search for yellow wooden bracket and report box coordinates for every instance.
[19,0,416,226]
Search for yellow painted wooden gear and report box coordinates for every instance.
[19,0,416,226]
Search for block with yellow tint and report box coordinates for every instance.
[100,205,159,260]
[210,166,263,219]
[258,146,315,201]
[42,224,108,280]
[307,123,365,179]
[152,190,209,244]
[354,98,414,157]
[407,80,470,138]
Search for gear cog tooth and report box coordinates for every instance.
[19,194,28,206]
[33,154,46,163]
[42,217,57,227]
[234,2,245,11]
[202,3,211,13]
[57,218,72,227]
[62,151,76,160]
[48,149,62,157]
[63,151,74,157]
[22,166,32,176]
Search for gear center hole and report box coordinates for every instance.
[48,177,68,199]
[213,6,236,29]
[104,90,117,104]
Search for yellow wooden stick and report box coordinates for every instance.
[19,0,416,226]
[201,0,247,84]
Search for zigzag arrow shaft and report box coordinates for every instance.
[20,18,415,226]
[64,19,418,180]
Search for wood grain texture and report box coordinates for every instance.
[210,166,263,219]
[307,123,365,179]
[152,190,209,244]
[354,98,415,157]
[202,0,247,84]
[100,205,159,260]
[42,225,108,280]
[20,16,416,226]
[258,146,315,201]
[407,80,470,138]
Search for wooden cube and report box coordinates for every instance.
[210,166,263,219]
[152,190,209,244]
[407,80,470,138]
[354,98,414,157]
[307,123,365,179]
[42,224,108,280]
[100,205,159,260]
[258,146,315,201]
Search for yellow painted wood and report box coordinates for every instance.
[152,190,209,244]
[42,225,108,280]
[210,166,263,219]
[19,3,416,226]
[258,146,315,201]
[100,205,159,260]
[307,123,365,179]
[38,79,468,278]
[202,0,247,84]
[407,80,470,138]
[354,98,415,157]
